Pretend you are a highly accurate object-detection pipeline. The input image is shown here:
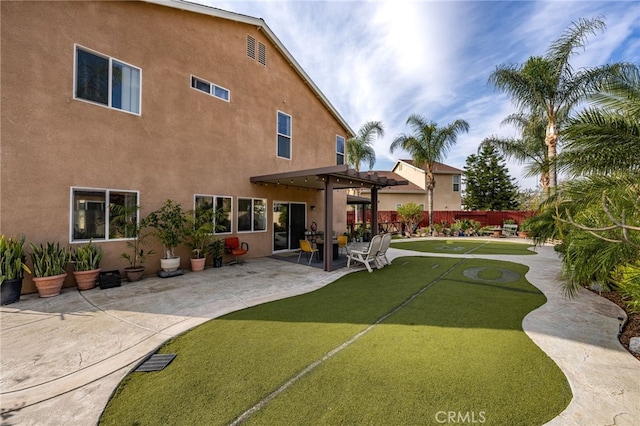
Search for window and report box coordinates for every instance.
[74,45,141,114]
[195,195,233,234]
[71,188,139,241]
[336,135,345,165]
[453,175,461,192]
[396,203,403,209]
[191,76,230,102]
[238,198,267,232]
[277,111,292,159]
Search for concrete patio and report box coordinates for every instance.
[1,242,638,425]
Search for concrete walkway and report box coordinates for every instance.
[1,242,638,425]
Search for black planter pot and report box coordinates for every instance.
[1,278,23,305]
[213,257,223,268]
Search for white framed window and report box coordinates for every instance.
[74,45,141,114]
[194,195,233,234]
[453,175,461,192]
[70,187,139,242]
[277,111,292,159]
[336,135,345,165]
[238,198,267,232]
[191,75,230,102]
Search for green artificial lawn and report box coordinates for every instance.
[390,239,537,255]
[100,257,570,426]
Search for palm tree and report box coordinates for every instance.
[390,114,469,229]
[489,17,613,190]
[346,121,385,172]
[481,111,552,195]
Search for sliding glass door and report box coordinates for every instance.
[273,202,306,251]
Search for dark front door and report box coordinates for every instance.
[273,202,307,251]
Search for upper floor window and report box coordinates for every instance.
[238,198,267,232]
[195,195,233,235]
[71,188,139,242]
[74,45,141,114]
[453,175,461,192]
[277,111,292,159]
[191,76,230,102]
[336,135,345,165]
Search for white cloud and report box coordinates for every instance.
[198,0,637,190]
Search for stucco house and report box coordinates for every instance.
[1,0,405,293]
[361,160,463,212]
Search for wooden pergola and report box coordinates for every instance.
[251,164,408,271]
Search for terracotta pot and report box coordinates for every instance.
[32,273,67,298]
[1,278,23,305]
[518,231,529,238]
[124,267,144,282]
[73,268,100,291]
[190,258,206,272]
[160,257,180,272]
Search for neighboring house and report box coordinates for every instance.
[1,0,403,292]
[361,160,463,212]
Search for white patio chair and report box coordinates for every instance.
[375,233,393,268]
[347,234,383,273]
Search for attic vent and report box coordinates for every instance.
[258,42,266,65]
[247,35,256,59]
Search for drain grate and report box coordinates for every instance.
[135,354,177,372]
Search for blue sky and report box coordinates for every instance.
[201,0,639,189]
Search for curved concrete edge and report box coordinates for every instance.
[387,245,640,425]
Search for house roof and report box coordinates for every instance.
[250,165,408,191]
[143,0,355,137]
[360,171,424,193]
[395,159,463,174]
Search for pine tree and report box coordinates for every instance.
[463,144,519,211]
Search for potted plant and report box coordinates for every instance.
[209,238,225,268]
[29,241,70,298]
[146,199,187,272]
[114,205,156,282]
[72,240,103,290]
[184,207,214,272]
[518,218,533,238]
[1,235,31,305]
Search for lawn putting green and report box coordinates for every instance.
[101,256,569,426]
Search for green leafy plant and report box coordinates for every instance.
[397,202,423,235]
[612,262,640,313]
[184,206,226,259]
[146,199,187,259]
[1,235,31,282]
[72,240,103,271]
[29,242,70,277]
[209,238,225,260]
[112,204,156,269]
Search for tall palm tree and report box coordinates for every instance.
[489,17,613,190]
[346,121,385,172]
[390,114,469,229]
[481,111,551,195]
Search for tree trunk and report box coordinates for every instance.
[545,120,558,190]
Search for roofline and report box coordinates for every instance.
[394,159,463,174]
[142,0,355,137]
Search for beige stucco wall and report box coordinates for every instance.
[1,1,350,293]
[432,174,463,210]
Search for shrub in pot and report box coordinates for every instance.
[114,205,155,282]
[72,240,103,290]
[210,238,225,268]
[147,199,187,272]
[29,242,70,298]
[1,235,31,305]
[184,206,214,272]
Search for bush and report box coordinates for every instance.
[612,262,640,313]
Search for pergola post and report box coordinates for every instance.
[323,178,334,271]
[371,186,379,236]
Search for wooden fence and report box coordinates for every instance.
[347,210,535,234]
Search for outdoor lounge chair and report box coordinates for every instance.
[297,239,318,265]
[375,233,392,267]
[347,234,383,273]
